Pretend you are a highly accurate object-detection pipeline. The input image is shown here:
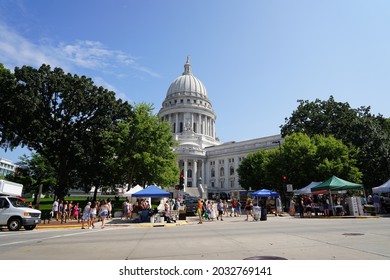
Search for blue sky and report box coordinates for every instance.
[1,0,390,163]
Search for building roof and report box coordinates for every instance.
[166,56,208,98]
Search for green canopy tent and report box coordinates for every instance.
[311,175,364,215]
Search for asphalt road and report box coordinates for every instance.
[0,215,389,260]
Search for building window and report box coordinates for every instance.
[211,168,215,178]
[187,169,192,178]
[230,180,234,188]
[220,167,224,177]
[230,166,234,176]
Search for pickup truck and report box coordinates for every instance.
[0,195,41,231]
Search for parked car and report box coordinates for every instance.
[183,196,198,215]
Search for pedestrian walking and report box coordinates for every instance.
[51,199,59,221]
[217,199,224,221]
[231,198,237,217]
[197,198,203,224]
[81,202,91,229]
[289,197,296,216]
[89,201,97,228]
[244,198,254,221]
[72,202,80,221]
[236,200,242,217]
[99,200,109,229]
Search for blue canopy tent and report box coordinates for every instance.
[252,189,280,197]
[131,186,171,222]
[132,185,171,198]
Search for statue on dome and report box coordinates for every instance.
[184,120,193,131]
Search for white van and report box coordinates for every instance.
[0,195,41,231]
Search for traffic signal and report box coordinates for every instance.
[179,172,184,190]
[282,175,287,182]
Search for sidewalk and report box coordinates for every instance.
[37,215,197,229]
[36,212,384,230]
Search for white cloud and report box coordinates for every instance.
[0,21,160,79]
[0,22,62,69]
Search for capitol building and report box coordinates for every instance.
[158,57,283,198]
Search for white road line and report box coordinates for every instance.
[0,227,120,247]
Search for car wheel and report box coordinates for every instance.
[7,218,22,231]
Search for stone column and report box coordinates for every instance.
[193,160,197,187]
[175,113,179,133]
[184,159,188,191]
[198,114,201,134]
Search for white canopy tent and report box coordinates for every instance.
[293,182,322,195]
[122,185,143,197]
[372,179,390,194]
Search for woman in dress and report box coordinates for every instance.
[72,202,79,221]
[209,201,217,221]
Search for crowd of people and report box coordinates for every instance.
[51,198,113,229]
[195,197,245,224]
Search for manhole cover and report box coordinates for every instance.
[244,256,287,260]
[342,233,364,236]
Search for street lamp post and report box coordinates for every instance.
[272,140,287,211]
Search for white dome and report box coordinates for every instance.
[166,56,208,98]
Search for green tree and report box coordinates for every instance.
[238,133,362,199]
[10,153,57,206]
[237,149,271,190]
[109,103,179,188]
[281,96,390,190]
[0,64,132,199]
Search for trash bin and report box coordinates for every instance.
[178,211,186,220]
[260,207,267,221]
[253,206,261,221]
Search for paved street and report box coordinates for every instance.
[0,214,389,260]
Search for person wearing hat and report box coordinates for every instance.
[81,202,91,229]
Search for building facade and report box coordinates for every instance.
[158,57,283,198]
[0,158,16,177]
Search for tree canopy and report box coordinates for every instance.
[281,96,390,190]
[0,64,133,198]
[237,133,362,195]
[108,103,179,188]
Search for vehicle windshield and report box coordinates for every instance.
[8,197,29,208]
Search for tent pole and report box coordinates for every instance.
[329,189,335,216]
